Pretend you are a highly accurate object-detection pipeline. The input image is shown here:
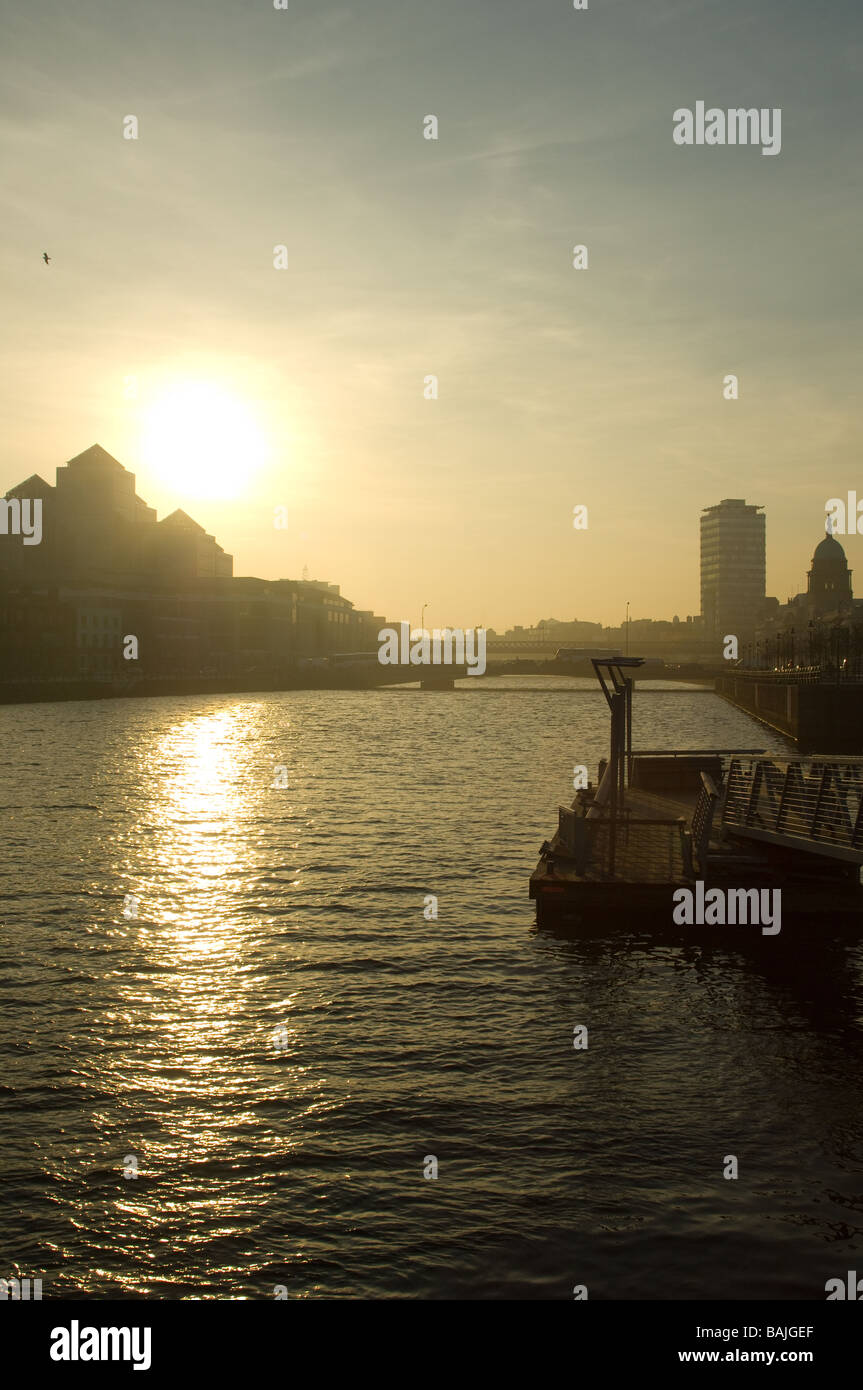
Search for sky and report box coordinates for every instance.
[2,0,862,630]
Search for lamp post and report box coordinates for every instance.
[625,601,630,657]
[420,602,428,637]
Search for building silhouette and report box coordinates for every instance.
[700,499,766,641]
[0,445,385,684]
[806,532,853,616]
[749,530,862,673]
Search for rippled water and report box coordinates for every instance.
[1,680,862,1299]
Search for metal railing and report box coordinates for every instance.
[632,747,765,759]
[722,756,863,863]
[558,804,687,880]
[688,772,719,874]
[731,666,863,685]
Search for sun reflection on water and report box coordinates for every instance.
[90,703,307,1293]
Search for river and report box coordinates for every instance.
[1,679,861,1298]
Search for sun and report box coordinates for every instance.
[141,380,268,499]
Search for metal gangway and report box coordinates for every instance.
[722,756,863,864]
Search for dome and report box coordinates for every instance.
[813,533,847,563]
[808,529,853,612]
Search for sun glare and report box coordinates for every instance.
[141,381,268,499]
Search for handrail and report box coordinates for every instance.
[632,748,766,756]
[722,756,863,863]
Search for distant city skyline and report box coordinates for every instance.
[4,441,852,638]
[4,0,862,629]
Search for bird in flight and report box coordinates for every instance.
[42,252,51,265]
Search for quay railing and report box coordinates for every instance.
[732,667,863,686]
[722,756,863,864]
[631,747,765,759]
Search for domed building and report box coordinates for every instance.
[806,532,853,616]
[750,527,862,672]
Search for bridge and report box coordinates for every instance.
[487,639,571,653]
[722,756,863,864]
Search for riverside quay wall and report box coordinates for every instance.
[715,674,863,753]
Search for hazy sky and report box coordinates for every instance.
[2,0,862,629]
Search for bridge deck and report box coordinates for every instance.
[722,757,863,865]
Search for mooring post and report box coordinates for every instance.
[608,689,620,875]
[625,674,634,789]
[590,655,645,881]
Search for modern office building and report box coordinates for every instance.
[0,444,233,585]
[0,444,384,680]
[700,499,766,640]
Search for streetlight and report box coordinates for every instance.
[625,601,630,656]
[420,602,428,636]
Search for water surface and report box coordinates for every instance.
[1,682,861,1298]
